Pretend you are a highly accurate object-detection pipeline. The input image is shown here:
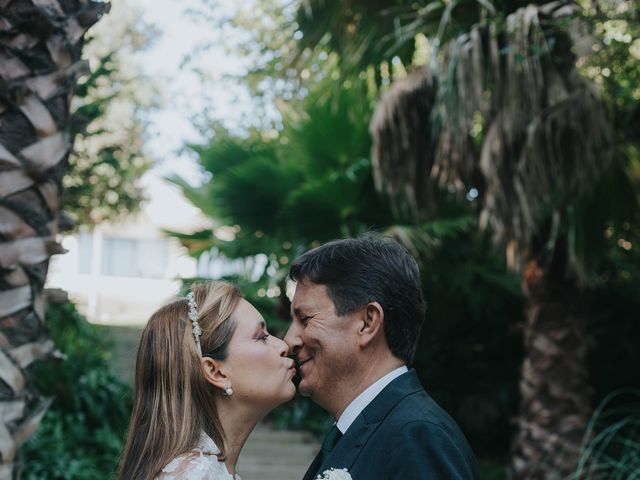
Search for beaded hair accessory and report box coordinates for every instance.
[186,291,202,356]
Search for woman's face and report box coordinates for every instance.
[222,299,296,409]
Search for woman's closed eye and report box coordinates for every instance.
[258,333,270,342]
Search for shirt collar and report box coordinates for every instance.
[336,365,408,434]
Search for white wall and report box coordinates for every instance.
[47,174,206,325]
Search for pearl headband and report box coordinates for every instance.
[186,291,202,356]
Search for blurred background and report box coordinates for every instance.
[1,0,639,479]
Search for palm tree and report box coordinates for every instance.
[370,5,637,480]
[291,0,638,477]
[0,1,108,476]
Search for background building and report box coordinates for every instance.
[47,174,205,324]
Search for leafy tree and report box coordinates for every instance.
[0,0,108,475]
[169,77,392,268]
[62,0,156,227]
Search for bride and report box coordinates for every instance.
[117,281,296,479]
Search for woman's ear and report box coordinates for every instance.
[200,357,229,391]
[358,301,384,348]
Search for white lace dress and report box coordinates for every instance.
[156,432,240,480]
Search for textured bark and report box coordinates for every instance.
[0,1,108,477]
[511,258,592,479]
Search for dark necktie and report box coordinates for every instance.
[321,424,343,460]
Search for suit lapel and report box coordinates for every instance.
[314,416,378,476]
[303,450,324,480]
[312,370,424,477]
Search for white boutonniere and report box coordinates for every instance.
[317,467,352,480]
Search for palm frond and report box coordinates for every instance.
[292,0,547,83]
[438,3,613,260]
[163,228,216,258]
[371,3,616,274]
[383,215,474,259]
[165,173,221,221]
[370,68,443,221]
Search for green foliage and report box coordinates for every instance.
[565,0,640,282]
[570,391,640,479]
[267,390,334,436]
[582,0,640,137]
[168,77,393,262]
[171,11,528,455]
[23,302,132,480]
[291,0,545,83]
[63,2,156,227]
[179,0,640,469]
[587,214,640,403]
[414,230,524,457]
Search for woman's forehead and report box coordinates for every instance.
[233,298,265,330]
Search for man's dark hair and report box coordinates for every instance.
[289,233,426,364]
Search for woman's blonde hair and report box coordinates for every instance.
[117,281,242,480]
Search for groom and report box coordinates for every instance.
[285,234,479,480]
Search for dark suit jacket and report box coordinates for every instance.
[303,370,479,480]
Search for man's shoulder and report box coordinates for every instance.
[381,387,461,435]
[359,369,462,435]
[351,387,479,479]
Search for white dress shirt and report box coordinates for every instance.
[336,365,408,434]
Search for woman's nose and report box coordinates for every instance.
[276,336,289,357]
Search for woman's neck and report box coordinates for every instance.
[216,401,265,476]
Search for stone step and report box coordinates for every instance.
[238,425,319,480]
[237,465,312,480]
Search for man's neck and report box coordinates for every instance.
[335,365,408,434]
[331,355,405,421]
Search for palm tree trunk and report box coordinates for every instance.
[0,1,108,477]
[511,258,592,479]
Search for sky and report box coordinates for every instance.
[117,0,258,231]
[132,0,253,183]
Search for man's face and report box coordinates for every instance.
[284,281,359,409]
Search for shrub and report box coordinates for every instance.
[22,301,132,480]
[569,390,640,479]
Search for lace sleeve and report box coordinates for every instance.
[156,453,237,480]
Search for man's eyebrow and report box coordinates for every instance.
[292,306,306,317]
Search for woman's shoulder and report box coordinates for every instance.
[155,434,239,480]
[157,453,215,480]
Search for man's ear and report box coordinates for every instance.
[200,357,230,391]
[358,301,384,348]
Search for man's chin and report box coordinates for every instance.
[297,380,313,398]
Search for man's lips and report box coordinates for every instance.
[288,356,312,374]
[297,357,312,369]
